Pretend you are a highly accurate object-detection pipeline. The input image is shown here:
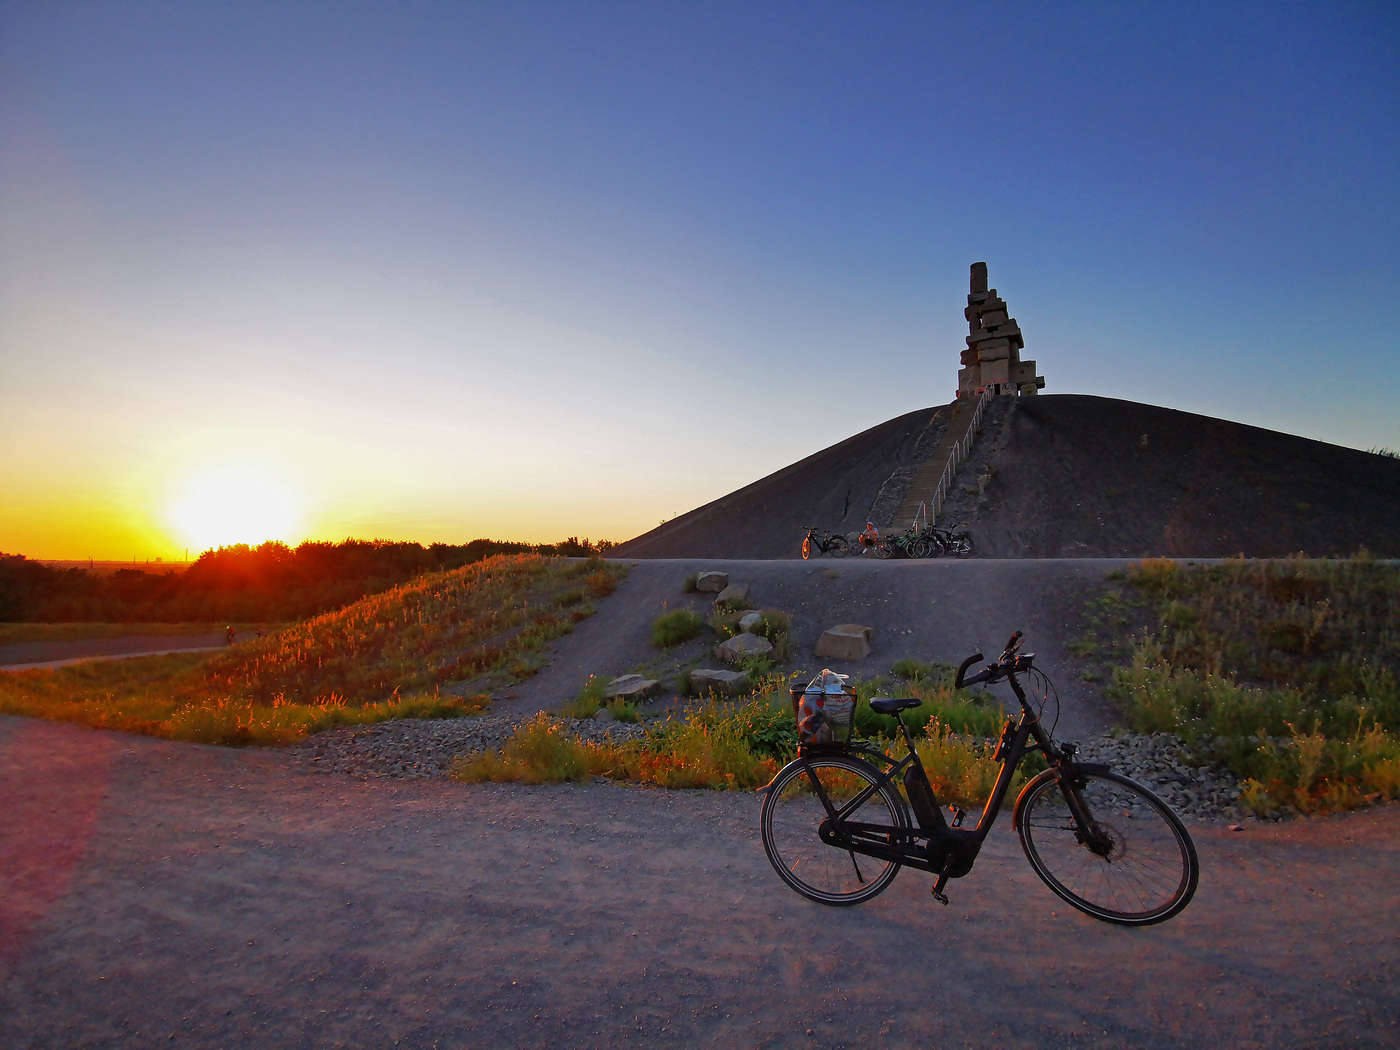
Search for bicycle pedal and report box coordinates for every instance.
[931,887,949,906]
[949,807,966,827]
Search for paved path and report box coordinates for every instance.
[2,716,1396,1050]
[0,646,225,672]
[0,633,228,672]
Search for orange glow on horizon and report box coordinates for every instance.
[166,464,305,555]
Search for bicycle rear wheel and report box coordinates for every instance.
[1016,769,1198,926]
[827,535,849,557]
[761,754,909,906]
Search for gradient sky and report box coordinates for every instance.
[3,1,1397,560]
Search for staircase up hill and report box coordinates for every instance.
[889,394,982,530]
[613,395,1400,559]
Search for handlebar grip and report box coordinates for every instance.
[954,652,984,690]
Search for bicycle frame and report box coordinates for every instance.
[802,528,845,556]
[796,665,1106,898]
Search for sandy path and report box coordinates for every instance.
[2,716,1396,1050]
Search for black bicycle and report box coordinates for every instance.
[759,632,1199,925]
[875,526,921,559]
[801,527,849,559]
[928,523,974,557]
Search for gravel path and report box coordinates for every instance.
[2,716,1396,1050]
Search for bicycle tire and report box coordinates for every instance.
[1015,769,1198,926]
[827,535,849,557]
[801,535,812,560]
[761,754,909,906]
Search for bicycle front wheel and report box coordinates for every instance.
[761,754,909,906]
[801,535,812,560]
[1016,769,1198,926]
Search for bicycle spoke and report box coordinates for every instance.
[761,755,907,906]
[1017,770,1198,925]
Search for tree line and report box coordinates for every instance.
[0,537,616,623]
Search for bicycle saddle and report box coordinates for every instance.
[869,696,921,714]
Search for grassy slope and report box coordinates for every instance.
[1095,556,1400,813]
[0,555,625,745]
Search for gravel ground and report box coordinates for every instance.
[285,713,1251,825]
[3,715,1396,1050]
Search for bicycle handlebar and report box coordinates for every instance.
[954,652,984,689]
[955,631,1032,689]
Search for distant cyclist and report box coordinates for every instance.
[858,521,880,554]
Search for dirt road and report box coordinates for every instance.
[2,715,1396,1050]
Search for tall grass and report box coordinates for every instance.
[452,702,781,791]
[454,666,1013,803]
[0,555,626,745]
[1111,555,1400,814]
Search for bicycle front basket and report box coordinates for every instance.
[791,669,855,750]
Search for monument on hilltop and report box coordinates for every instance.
[957,261,1044,398]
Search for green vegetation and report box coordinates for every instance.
[650,608,705,648]
[454,693,787,791]
[560,675,640,722]
[1110,555,1400,815]
[455,661,1012,807]
[847,663,1003,740]
[0,555,627,745]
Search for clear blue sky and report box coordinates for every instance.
[2,1,1397,558]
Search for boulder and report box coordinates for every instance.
[738,611,764,633]
[714,583,750,608]
[605,674,660,699]
[815,624,873,661]
[695,571,729,593]
[689,668,752,696]
[714,632,773,667]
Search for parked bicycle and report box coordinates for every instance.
[927,523,974,557]
[875,526,922,559]
[801,527,849,559]
[759,632,1199,925]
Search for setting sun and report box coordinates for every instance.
[168,465,305,554]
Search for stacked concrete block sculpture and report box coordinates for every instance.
[957,261,1045,399]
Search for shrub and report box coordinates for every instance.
[890,658,939,682]
[452,714,595,784]
[562,674,611,718]
[651,608,705,648]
